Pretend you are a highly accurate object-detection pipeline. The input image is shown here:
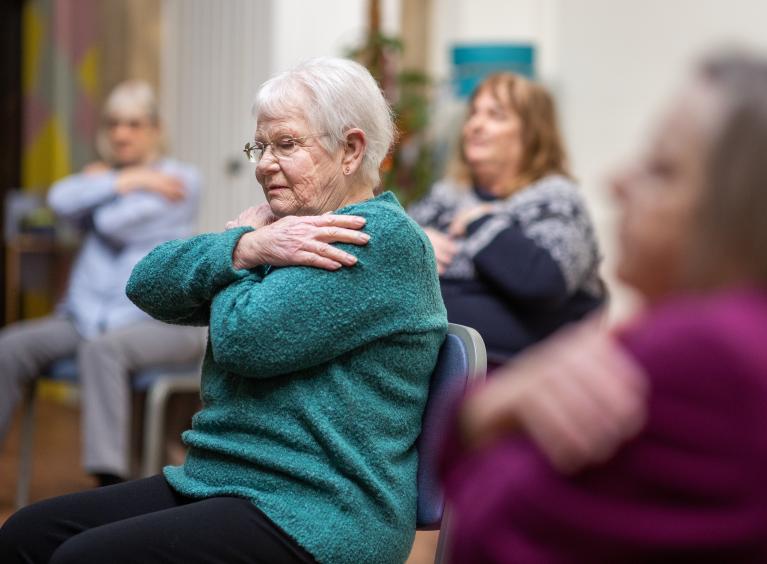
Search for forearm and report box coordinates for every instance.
[208,253,368,377]
[207,235,437,378]
[94,165,200,243]
[468,217,570,306]
[47,172,118,218]
[127,227,255,325]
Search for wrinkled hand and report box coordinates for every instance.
[225,204,277,230]
[232,214,370,271]
[423,228,457,275]
[116,168,186,201]
[448,203,495,237]
[460,318,648,473]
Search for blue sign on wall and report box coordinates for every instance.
[452,43,536,98]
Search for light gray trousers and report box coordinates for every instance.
[0,315,206,478]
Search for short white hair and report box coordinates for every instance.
[253,57,395,188]
[103,80,160,123]
[96,80,164,163]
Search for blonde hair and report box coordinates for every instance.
[96,80,164,165]
[449,72,571,194]
[687,51,767,290]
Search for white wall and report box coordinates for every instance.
[271,0,400,74]
[426,0,767,317]
[555,0,767,317]
[161,0,273,233]
[430,0,559,83]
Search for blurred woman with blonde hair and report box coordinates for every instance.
[410,72,605,368]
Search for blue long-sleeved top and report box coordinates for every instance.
[126,192,448,563]
[409,175,605,363]
[47,158,201,337]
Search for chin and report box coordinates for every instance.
[463,149,486,164]
[266,199,295,218]
[113,154,141,167]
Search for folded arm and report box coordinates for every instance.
[466,213,596,308]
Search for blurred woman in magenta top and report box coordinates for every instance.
[441,51,767,563]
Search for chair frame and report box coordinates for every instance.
[15,369,200,509]
[14,323,488,564]
[428,323,487,563]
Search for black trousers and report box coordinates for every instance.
[0,475,316,564]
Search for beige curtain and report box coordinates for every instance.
[400,0,432,73]
[101,0,161,97]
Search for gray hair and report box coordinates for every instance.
[96,80,164,164]
[687,49,767,290]
[253,57,395,189]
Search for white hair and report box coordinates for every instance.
[103,80,160,122]
[253,57,395,188]
[96,80,164,164]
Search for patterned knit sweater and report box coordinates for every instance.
[409,174,604,362]
[126,191,448,563]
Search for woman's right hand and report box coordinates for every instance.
[459,319,648,473]
[423,228,457,275]
[232,214,370,271]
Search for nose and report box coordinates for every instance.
[609,164,640,203]
[465,112,484,132]
[111,124,136,142]
[255,150,280,177]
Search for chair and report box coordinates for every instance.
[15,357,201,509]
[416,323,487,563]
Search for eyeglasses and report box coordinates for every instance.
[243,133,326,163]
[104,117,152,130]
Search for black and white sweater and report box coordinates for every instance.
[409,174,605,363]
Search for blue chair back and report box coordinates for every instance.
[44,357,198,391]
[416,323,486,530]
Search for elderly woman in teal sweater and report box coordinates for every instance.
[0,58,447,564]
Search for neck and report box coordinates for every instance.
[470,163,521,198]
[339,183,375,209]
[114,153,159,169]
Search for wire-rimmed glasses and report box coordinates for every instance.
[243,133,326,163]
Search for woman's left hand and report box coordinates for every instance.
[225,203,278,230]
[448,203,495,237]
[459,319,648,473]
[232,213,369,271]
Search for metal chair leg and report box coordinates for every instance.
[15,381,39,509]
[434,509,452,564]
[141,375,199,477]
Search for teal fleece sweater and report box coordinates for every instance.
[126,192,448,563]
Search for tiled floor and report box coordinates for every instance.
[0,397,439,562]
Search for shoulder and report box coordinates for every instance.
[345,191,431,255]
[157,159,202,184]
[418,179,471,207]
[620,289,767,396]
[432,178,469,198]
[508,175,585,212]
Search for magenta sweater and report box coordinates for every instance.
[440,289,767,563]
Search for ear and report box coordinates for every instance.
[341,128,367,175]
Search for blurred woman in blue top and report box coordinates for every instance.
[0,80,205,486]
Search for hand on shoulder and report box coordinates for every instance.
[460,317,648,473]
[116,166,186,201]
[232,213,370,271]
